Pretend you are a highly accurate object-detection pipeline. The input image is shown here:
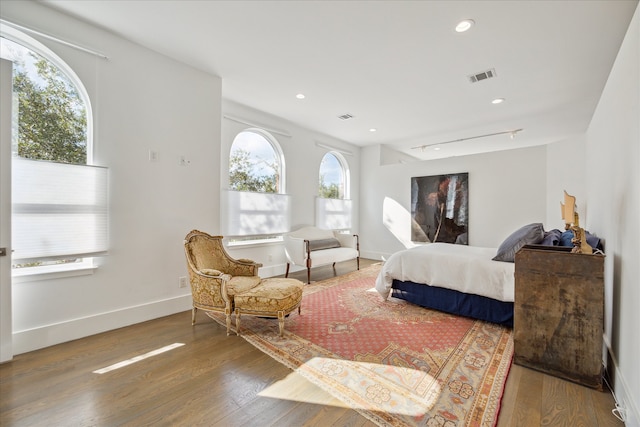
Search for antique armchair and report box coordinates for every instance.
[184,229,303,337]
[183,230,262,335]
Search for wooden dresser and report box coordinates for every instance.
[513,245,605,390]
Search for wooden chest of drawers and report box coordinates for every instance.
[513,245,605,390]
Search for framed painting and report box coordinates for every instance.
[411,173,468,244]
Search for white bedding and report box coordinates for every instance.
[375,243,515,302]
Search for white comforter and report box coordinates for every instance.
[375,243,515,302]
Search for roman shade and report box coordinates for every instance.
[315,197,352,230]
[223,190,291,236]
[12,158,108,262]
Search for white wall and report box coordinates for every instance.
[2,1,222,354]
[545,135,587,228]
[220,100,361,277]
[585,4,639,425]
[359,144,548,261]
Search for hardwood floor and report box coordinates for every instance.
[0,259,623,426]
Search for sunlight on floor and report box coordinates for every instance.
[258,370,350,407]
[93,343,185,374]
[259,356,441,417]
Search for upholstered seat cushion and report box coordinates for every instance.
[226,275,262,296]
[307,246,358,266]
[234,278,303,314]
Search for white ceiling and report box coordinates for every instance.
[40,0,637,160]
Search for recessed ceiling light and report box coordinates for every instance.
[369,128,377,132]
[455,19,475,33]
[434,147,441,151]
[492,98,505,104]
[296,93,305,99]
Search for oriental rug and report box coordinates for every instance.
[207,264,513,427]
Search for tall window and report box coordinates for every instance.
[316,152,351,230]
[1,30,107,271]
[318,152,347,199]
[225,129,290,239]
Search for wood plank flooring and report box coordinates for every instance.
[0,259,623,426]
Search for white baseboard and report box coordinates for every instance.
[12,295,192,355]
[605,339,639,427]
[613,366,639,427]
[360,250,392,262]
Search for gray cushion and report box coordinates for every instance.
[492,223,544,262]
[307,238,341,251]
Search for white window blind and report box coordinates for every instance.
[315,197,352,230]
[223,190,291,236]
[12,158,108,262]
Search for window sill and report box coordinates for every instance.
[226,236,284,248]
[12,261,97,283]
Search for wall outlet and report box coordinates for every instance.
[179,276,188,288]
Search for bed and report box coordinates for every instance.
[375,243,515,326]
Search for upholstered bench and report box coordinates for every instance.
[284,225,360,283]
[234,277,304,336]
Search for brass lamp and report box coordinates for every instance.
[560,191,592,254]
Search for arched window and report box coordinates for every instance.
[225,129,290,238]
[1,29,92,164]
[318,152,348,199]
[316,151,352,230]
[229,129,284,193]
[1,29,107,272]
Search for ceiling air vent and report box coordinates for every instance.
[468,68,496,83]
[337,113,354,120]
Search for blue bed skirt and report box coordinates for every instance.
[391,280,514,327]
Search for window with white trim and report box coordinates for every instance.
[224,129,290,242]
[1,31,107,273]
[316,152,352,230]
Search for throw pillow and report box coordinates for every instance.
[492,223,545,262]
[308,238,341,251]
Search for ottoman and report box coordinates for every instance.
[234,277,304,336]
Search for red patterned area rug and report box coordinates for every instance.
[207,264,513,427]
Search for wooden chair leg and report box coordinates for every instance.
[285,263,290,278]
[192,307,197,325]
[225,307,232,336]
[235,309,241,336]
[278,311,285,336]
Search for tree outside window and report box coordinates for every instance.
[229,130,280,193]
[1,37,87,165]
[319,152,345,199]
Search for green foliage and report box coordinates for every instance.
[229,147,279,193]
[319,174,340,198]
[14,54,87,164]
